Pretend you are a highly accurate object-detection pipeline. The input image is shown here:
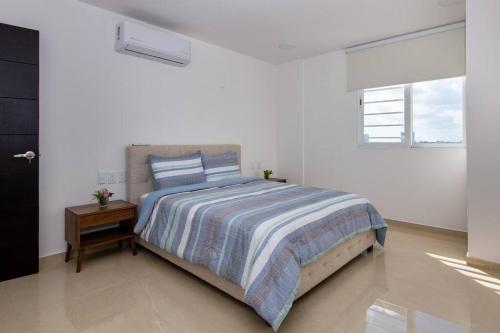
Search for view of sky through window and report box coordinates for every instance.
[412,77,464,144]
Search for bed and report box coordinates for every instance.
[127,144,387,330]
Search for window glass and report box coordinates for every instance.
[363,86,405,143]
[360,77,465,147]
[412,77,464,144]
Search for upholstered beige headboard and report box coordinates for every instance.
[126,144,241,204]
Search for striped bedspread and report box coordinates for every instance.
[134,177,387,330]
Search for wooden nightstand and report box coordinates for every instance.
[266,177,287,183]
[65,200,137,272]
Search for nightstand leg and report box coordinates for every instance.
[130,238,137,256]
[65,243,72,262]
[118,240,122,249]
[77,249,85,273]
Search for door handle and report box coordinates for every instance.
[13,151,36,161]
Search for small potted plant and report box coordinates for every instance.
[92,188,114,209]
[263,169,273,180]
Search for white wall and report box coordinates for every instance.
[276,61,303,185]
[466,0,500,263]
[0,0,277,257]
[277,51,467,231]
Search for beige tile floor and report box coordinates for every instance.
[1,223,500,333]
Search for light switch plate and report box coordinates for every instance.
[107,173,116,184]
[116,171,126,183]
[97,172,108,185]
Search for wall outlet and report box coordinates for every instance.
[116,171,126,183]
[98,171,125,184]
[97,172,108,185]
[107,173,116,184]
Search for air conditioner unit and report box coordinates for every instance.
[115,21,191,66]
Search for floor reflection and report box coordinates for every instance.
[414,310,468,333]
[365,299,407,333]
[365,299,468,333]
[426,253,500,295]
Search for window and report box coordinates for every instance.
[359,77,465,147]
[361,85,406,144]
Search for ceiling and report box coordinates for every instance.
[79,0,465,64]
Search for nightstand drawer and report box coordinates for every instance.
[80,209,135,228]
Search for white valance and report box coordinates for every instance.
[346,25,465,91]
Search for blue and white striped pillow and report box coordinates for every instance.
[202,151,240,182]
[149,151,206,190]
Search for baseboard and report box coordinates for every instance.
[466,254,500,271]
[39,242,123,267]
[38,251,66,270]
[385,219,467,239]
[39,249,65,259]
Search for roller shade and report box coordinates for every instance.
[346,26,465,91]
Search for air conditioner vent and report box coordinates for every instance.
[115,21,190,66]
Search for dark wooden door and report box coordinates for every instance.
[0,23,39,281]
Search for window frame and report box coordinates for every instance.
[357,78,466,149]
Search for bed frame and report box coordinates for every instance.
[126,144,376,302]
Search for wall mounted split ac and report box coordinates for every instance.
[115,21,191,66]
